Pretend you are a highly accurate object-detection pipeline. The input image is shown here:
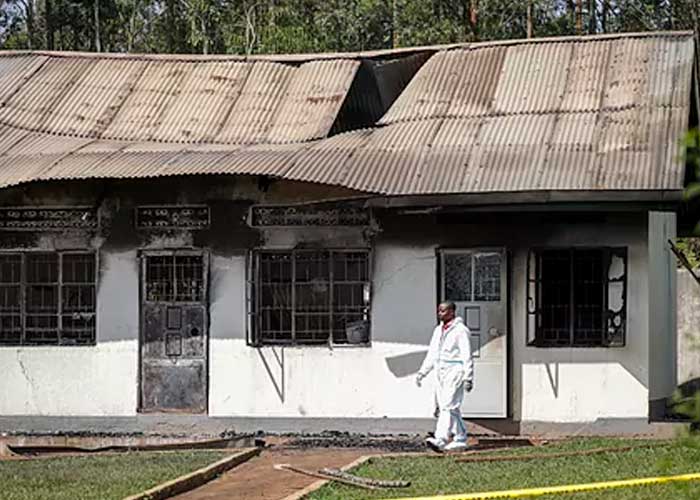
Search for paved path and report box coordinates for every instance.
[174,447,377,500]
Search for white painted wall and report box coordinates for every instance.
[208,243,439,418]
[209,340,435,417]
[0,213,664,423]
[0,250,139,416]
[0,342,137,415]
[511,219,650,422]
[208,216,653,422]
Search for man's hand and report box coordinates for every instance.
[465,380,473,393]
[415,373,424,387]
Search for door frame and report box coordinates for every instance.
[137,248,210,414]
[436,246,510,418]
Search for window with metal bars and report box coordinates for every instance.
[144,254,205,303]
[249,250,371,346]
[0,252,96,346]
[527,248,627,348]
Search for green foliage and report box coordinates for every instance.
[673,389,700,424]
[682,128,700,235]
[675,238,700,269]
[3,0,700,55]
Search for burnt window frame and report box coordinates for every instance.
[0,250,97,347]
[247,249,372,347]
[526,247,627,348]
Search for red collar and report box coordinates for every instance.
[442,320,453,332]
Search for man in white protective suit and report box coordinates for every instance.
[416,301,474,452]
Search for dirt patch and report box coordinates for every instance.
[173,447,377,500]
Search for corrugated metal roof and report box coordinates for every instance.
[0,32,695,196]
[149,61,249,143]
[266,59,359,143]
[0,55,48,104]
[0,52,360,145]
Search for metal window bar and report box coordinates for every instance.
[536,250,572,347]
[291,253,296,344]
[527,251,538,346]
[528,247,626,348]
[0,254,22,345]
[572,249,605,346]
[245,251,257,346]
[568,249,574,347]
[25,253,59,345]
[0,252,96,346]
[61,253,97,345]
[144,253,205,304]
[253,250,370,346]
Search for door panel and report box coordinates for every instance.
[141,362,206,411]
[440,248,507,418]
[140,251,208,413]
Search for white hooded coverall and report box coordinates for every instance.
[417,316,474,444]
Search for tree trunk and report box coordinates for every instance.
[127,2,136,52]
[94,0,101,52]
[470,0,478,41]
[527,0,533,38]
[391,0,397,48]
[25,0,34,49]
[45,0,54,50]
[201,16,207,54]
[166,0,176,52]
[576,0,583,35]
[588,0,596,34]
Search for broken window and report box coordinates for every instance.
[442,251,502,302]
[527,248,627,347]
[0,252,96,346]
[250,250,371,346]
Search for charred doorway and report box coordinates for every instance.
[139,250,209,413]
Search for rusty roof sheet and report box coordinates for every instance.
[0,52,360,145]
[0,32,694,196]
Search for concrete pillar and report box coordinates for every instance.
[648,211,678,419]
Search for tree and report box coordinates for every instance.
[1,0,700,54]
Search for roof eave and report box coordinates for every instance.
[366,189,684,210]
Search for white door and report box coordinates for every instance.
[440,248,507,417]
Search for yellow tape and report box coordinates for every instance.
[381,472,700,500]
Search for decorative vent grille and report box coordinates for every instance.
[251,206,369,227]
[136,206,210,229]
[0,208,98,230]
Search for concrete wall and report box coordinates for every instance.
[205,213,652,422]
[648,212,678,411]
[0,179,665,423]
[0,247,139,416]
[678,269,700,386]
[373,213,650,423]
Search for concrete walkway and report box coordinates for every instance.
[174,447,376,500]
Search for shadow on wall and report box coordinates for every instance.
[257,347,285,403]
[384,351,427,378]
[383,343,485,379]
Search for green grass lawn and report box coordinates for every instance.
[0,450,229,500]
[308,437,700,500]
